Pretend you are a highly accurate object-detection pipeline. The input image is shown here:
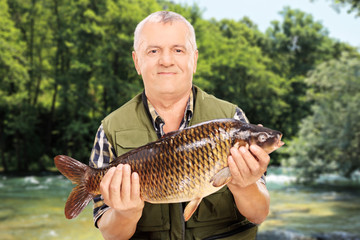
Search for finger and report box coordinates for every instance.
[108,164,124,204]
[257,124,263,127]
[239,146,260,175]
[131,172,141,201]
[100,167,116,201]
[121,164,132,202]
[228,155,241,179]
[230,147,249,176]
[250,145,270,170]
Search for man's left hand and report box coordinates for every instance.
[227,145,270,188]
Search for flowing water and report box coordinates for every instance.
[0,174,102,240]
[258,168,360,239]
[0,168,359,240]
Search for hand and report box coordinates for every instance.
[227,145,270,188]
[100,164,144,218]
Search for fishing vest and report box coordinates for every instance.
[102,86,258,240]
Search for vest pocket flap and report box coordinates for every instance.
[115,129,150,149]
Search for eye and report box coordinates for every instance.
[148,49,158,55]
[174,49,184,54]
[258,134,268,142]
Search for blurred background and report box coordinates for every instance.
[1,0,359,239]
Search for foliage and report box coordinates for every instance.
[284,53,360,182]
[195,18,290,130]
[261,7,356,137]
[1,0,160,171]
[327,0,360,16]
[0,0,31,171]
[0,0,359,173]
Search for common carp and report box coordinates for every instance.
[54,119,284,221]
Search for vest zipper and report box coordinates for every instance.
[180,204,185,240]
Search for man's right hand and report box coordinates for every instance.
[100,164,144,217]
[98,164,144,239]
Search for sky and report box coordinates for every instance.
[173,0,360,48]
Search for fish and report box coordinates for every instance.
[54,118,284,221]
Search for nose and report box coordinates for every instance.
[158,50,174,67]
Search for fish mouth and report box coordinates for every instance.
[264,133,284,154]
[277,134,285,147]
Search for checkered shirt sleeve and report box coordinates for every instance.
[89,124,116,227]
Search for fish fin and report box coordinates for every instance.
[54,155,89,185]
[184,198,202,221]
[211,167,232,187]
[54,155,94,219]
[233,140,249,149]
[65,184,94,219]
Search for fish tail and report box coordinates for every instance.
[54,155,94,219]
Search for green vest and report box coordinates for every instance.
[102,86,257,240]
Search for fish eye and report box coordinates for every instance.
[258,133,268,142]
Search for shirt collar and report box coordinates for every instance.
[142,88,194,137]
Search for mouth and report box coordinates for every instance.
[158,72,176,75]
[277,134,285,147]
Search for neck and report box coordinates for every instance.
[147,87,191,111]
[146,88,191,133]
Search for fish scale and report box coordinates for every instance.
[126,122,226,202]
[54,118,284,220]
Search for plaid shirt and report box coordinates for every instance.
[89,89,264,226]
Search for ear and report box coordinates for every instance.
[132,51,141,75]
[193,50,198,74]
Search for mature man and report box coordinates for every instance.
[90,11,270,240]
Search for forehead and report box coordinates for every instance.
[138,21,191,49]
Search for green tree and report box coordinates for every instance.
[0,0,164,172]
[285,53,360,182]
[200,19,289,130]
[262,7,357,138]
[92,0,159,114]
[0,0,32,171]
[2,0,359,172]
[337,0,360,15]
[316,0,360,16]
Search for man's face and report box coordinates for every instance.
[132,21,198,99]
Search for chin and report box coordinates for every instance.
[157,87,179,95]
[146,79,192,96]
[156,82,180,92]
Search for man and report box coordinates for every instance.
[90,11,270,240]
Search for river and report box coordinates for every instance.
[1,167,359,240]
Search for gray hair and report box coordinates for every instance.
[133,11,197,51]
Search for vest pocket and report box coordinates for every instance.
[115,129,151,155]
[137,203,170,232]
[186,186,239,228]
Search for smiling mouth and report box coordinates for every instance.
[158,72,176,75]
